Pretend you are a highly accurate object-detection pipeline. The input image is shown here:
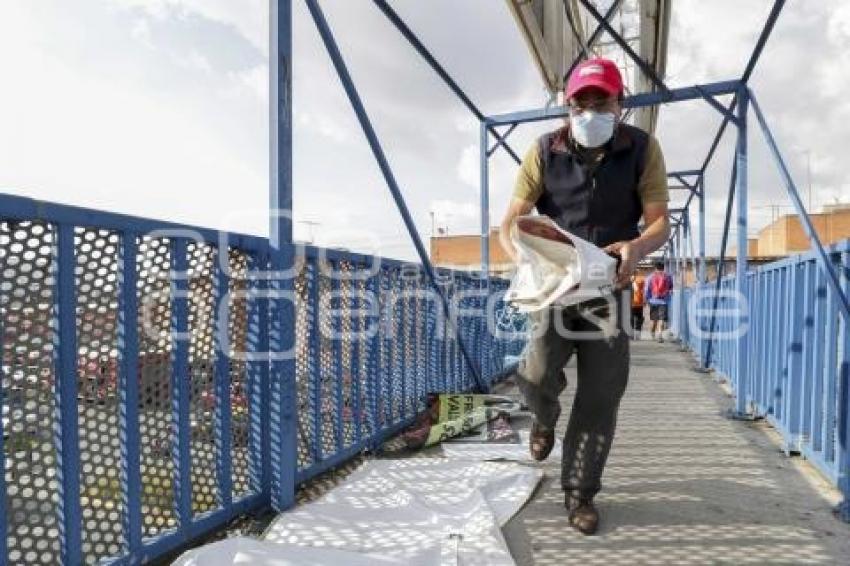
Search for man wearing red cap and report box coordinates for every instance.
[499,58,670,535]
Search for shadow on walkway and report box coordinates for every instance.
[503,340,850,565]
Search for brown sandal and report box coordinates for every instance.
[529,422,555,461]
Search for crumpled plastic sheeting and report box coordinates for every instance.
[505,215,618,311]
[172,536,412,566]
[260,458,543,566]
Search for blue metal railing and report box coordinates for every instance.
[670,239,850,515]
[0,194,525,565]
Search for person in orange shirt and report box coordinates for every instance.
[631,274,646,339]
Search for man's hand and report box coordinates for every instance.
[499,198,536,262]
[604,240,642,289]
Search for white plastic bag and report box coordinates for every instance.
[504,215,617,312]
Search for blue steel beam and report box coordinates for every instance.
[699,176,706,283]
[703,157,738,368]
[563,0,624,81]
[742,0,787,84]
[668,170,702,178]
[695,85,740,127]
[576,0,672,98]
[487,124,517,157]
[694,0,785,174]
[371,0,521,165]
[733,86,750,416]
[480,122,490,274]
[699,94,738,174]
[749,90,850,321]
[304,0,486,392]
[170,239,191,530]
[485,80,741,126]
[269,0,297,511]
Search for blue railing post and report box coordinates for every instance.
[480,121,490,276]
[822,254,839,465]
[351,274,363,445]
[331,269,344,450]
[799,261,815,442]
[55,223,84,565]
[364,270,380,443]
[732,86,750,417]
[119,231,143,560]
[307,261,322,464]
[249,253,271,497]
[0,256,6,566]
[170,238,192,529]
[214,252,233,508]
[269,0,296,512]
[783,260,804,443]
[836,242,850,521]
[480,121,492,381]
[698,176,706,284]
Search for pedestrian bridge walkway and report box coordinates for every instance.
[501,340,850,565]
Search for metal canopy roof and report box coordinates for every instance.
[505,0,670,133]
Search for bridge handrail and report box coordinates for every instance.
[0,192,524,564]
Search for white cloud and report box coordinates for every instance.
[108,0,267,54]
[1,0,845,263]
[457,145,480,189]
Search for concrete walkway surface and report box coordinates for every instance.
[502,339,850,565]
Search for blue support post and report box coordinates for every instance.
[304,0,486,392]
[54,223,83,565]
[732,86,751,417]
[698,175,706,284]
[170,238,191,527]
[480,121,490,276]
[119,232,143,559]
[331,271,343,450]
[269,0,297,512]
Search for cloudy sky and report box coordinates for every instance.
[0,0,847,260]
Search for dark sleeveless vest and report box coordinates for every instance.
[535,123,648,248]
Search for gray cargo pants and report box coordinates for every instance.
[515,294,630,500]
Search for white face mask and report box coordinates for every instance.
[569,111,616,149]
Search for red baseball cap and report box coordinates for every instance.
[565,58,624,99]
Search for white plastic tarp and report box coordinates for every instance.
[173,458,542,566]
[505,215,618,311]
